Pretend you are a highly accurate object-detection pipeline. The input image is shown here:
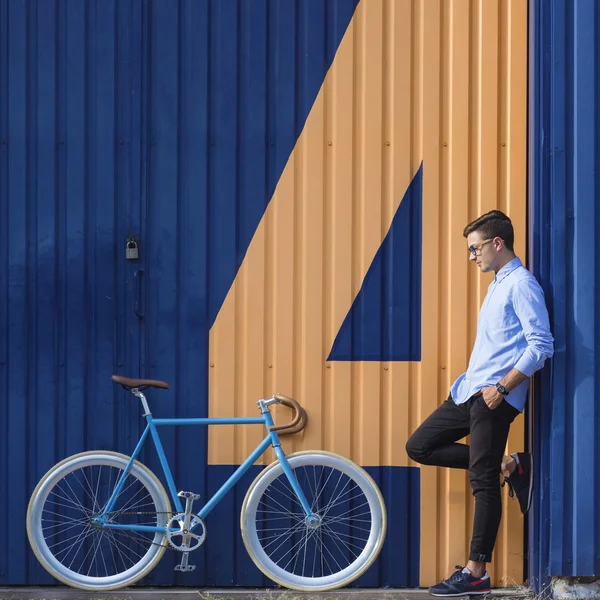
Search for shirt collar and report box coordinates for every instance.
[494,257,522,283]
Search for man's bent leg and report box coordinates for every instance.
[406,395,471,469]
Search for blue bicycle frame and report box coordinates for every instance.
[95,399,314,535]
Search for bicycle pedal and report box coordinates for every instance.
[174,564,196,572]
[175,553,196,573]
[177,491,201,500]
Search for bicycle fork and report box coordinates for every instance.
[271,445,320,527]
[260,401,318,527]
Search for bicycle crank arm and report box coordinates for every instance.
[180,491,198,547]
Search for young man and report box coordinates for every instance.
[406,210,554,596]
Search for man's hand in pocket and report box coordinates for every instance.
[476,386,504,410]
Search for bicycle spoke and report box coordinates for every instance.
[262,480,305,512]
[53,528,93,562]
[258,523,307,545]
[99,531,111,578]
[312,524,320,577]
[80,467,102,515]
[97,467,116,515]
[277,529,333,574]
[48,524,97,553]
[307,467,338,510]
[276,471,314,508]
[88,528,108,577]
[42,512,90,528]
[259,520,307,549]
[78,528,101,575]
[108,530,144,570]
[309,466,326,512]
[102,475,139,514]
[282,526,316,573]
[71,470,102,515]
[278,527,319,570]
[109,484,149,516]
[319,531,345,574]
[258,495,304,521]
[106,531,148,561]
[303,467,318,505]
[257,506,302,523]
[320,484,363,516]
[325,503,371,520]
[265,519,311,559]
[42,521,89,540]
[321,523,363,555]
[64,525,96,568]
[318,523,326,576]
[292,523,307,576]
[107,531,132,572]
[320,477,354,520]
[256,525,304,533]
[92,466,103,515]
[326,510,372,524]
[106,532,120,574]
[110,496,157,519]
[325,520,372,535]
[256,513,303,523]
[49,485,92,515]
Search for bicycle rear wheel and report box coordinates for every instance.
[240,451,386,591]
[27,451,171,591]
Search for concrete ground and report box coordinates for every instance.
[0,587,530,600]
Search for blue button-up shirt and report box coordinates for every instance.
[450,257,554,412]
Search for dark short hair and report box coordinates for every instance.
[463,210,514,252]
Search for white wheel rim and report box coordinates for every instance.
[241,452,386,591]
[28,453,169,590]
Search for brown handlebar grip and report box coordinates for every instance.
[270,393,308,434]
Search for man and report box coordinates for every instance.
[406,210,554,596]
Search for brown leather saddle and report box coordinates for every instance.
[111,375,170,390]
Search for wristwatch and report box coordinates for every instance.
[495,383,509,396]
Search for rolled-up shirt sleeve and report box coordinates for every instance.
[512,278,554,377]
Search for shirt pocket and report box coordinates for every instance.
[485,302,520,338]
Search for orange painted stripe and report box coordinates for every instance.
[208,0,527,588]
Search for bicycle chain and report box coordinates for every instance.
[97,511,175,551]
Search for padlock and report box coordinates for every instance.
[126,239,139,260]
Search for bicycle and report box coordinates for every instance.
[27,375,387,592]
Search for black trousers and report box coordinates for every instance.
[406,393,519,563]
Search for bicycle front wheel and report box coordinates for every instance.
[241,451,386,591]
[27,451,171,591]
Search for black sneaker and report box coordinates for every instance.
[428,566,491,596]
[502,452,533,515]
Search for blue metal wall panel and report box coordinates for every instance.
[0,0,146,584]
[0,0,420,587]
[530,0,600,586]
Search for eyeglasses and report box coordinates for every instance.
[468,238,494,256]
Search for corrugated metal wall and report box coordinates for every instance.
[210,0,528,587]
[0,0,528,588]
[529,0,600,587]
[0,0,146,584]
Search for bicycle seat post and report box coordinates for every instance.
[132,388,151,417]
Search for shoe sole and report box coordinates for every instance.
[429,591,491,597]
[524,453,533,514]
